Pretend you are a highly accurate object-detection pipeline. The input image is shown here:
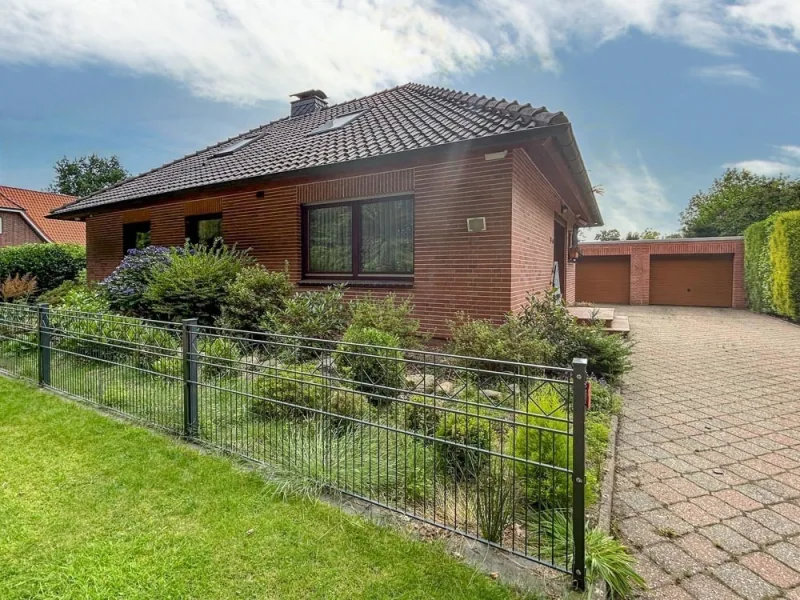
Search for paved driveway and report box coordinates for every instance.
[613,306,800,599]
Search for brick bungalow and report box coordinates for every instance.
[49,84,602,333]
[0,186,84,246]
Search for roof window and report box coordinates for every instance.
[307,111,364,135]
[211,136,259,157]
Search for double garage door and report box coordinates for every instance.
[576,254,734,307]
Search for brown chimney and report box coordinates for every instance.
[290,90,328,117]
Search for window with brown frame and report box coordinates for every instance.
[122,221,152,253]
[185,213,222,246]
[302,196,413,280]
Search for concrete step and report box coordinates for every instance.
[604,315,630,336]
[567,306,616,325]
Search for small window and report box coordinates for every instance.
[123,221,151,253]
[307,111,364,136]
[0,216,3,235]
[185,213,223,246]
[303,196,413,280]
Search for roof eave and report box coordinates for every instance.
[551,124,603,227]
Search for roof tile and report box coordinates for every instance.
[0,186,83,244]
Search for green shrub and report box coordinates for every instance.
[770,210,800,321]
[447,313,554,372]
[198,337,242,378]
[589,379,622,415]
[57,283,110,313]
[563,324,632,382]
[349,293,424,348]
[152,356,182,378]
[744,214,779,314]
[514,385,598,508]
[0,243,85,294]
[219,263,293,332]
[266,286,350,357]
[144,242,253,323]
[38,269,88,307]
[252,363,329,420]
[475,458,516,544]
[435,410,493,480]
[335,326,404,403]
[326,388,370,429]
[405,395,442,436]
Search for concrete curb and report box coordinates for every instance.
[591,413,620,599]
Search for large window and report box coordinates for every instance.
[303,196,413,280]
[186,213,222,246]
[123,221,151,253]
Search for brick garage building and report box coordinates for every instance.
[49,84,603,334]
[0,186,83,246]
[576,238,746,309]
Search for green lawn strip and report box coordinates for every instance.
[0,377,523,600]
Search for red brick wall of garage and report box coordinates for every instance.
[577,238,746,308]
[85,149,574,335]
[0,211,45,247]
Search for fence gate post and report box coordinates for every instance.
[571,357,588,591]
[38,303,51,386]
[182,318,199,438]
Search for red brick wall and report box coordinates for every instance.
[510,149,577,310]
[86,149,572,333]
[578,238,746,308]
[0,211,45,246]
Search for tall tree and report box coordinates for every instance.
[680,168,800,237]
[626,231,641,240]
[594,229,621,241]
[47,154,129,197]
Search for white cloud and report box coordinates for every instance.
[0,1,799,104]
[724,145,800,176]
[689,64,761,87]
[588,151,676,235]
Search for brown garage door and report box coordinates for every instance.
[649,254,733,307]
[576,256,631,304]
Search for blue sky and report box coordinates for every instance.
[1,1,799,236]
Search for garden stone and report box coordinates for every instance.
[316,357,337,377]
[480,389,503,401]
[436,380,454,396]
[405,373,435,393]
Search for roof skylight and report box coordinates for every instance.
[308,111,364,135]
[212,136,259,157]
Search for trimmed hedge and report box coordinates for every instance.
[0,243,85,294]
[744,211,800,322]
[744,215,778,314]
[770,211,800,320]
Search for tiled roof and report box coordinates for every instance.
[52,83,595,221]
[0,186,84,244]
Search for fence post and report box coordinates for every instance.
[571,357,588,591]
[182,318,199,438]
[38,303,51,386]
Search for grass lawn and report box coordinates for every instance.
[0,377,524,600]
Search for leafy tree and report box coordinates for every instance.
[594,229,621,241]
[47,154,129,197]
[680,168,800,237]
[625,231,640,240]
[641,229,661,240]
[664,233,683,239]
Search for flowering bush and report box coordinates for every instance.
[102,247,176,317]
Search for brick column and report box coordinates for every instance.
[630,247,651,305]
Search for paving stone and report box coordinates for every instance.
[691,495,742,520]
[680,573,743,600]
[700,523,759,555]
[685,471,730,492]
[767,541,800,572]
[675,532,730,566]
[634,554,674,589]
[713,489,764,512]
[748,507,800,536]
[641,509,695,536]
[641,482,687,505]
[671,501,719,527]
[724,515,782,545]
[664,477,707,499]
[712,563,778,600]
[773,502,800,525]
[740,551,800,588]
[645,542,702,577]
[617,517,663,548]
[735,483,782,505]
[645,584,694,599]
[617,489,662,512]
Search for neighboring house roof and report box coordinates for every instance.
[51,83,601,224]
[0,186,84,244]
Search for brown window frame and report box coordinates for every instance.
[301,195,414,282]
[122,221,152,253]
[185,213,223,246]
